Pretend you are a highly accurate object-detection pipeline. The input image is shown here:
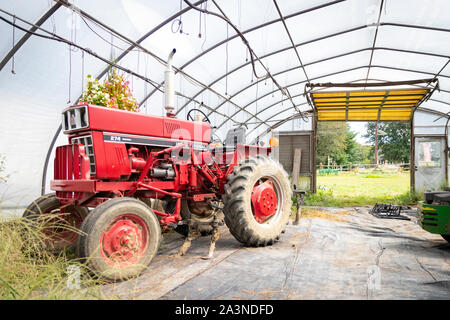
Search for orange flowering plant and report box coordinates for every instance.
[80,69,139,112]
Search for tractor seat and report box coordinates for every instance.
[424,191,449,204]
[432,192,450,204]
[292,184,306,195]
[224,127,246,147]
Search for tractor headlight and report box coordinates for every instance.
[62,106,89,132]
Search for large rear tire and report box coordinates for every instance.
[223,156,291,246]
[76,197,161,281]
[23,193,88,250]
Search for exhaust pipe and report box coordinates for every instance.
[164,48,176,117]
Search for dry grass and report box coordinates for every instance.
[296,208,352,222]
[0,217,107,299]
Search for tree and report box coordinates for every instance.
[355,144,373,164]
[316,122,373,165]
[316,122,349,165]
[363,122,410,163]
[345,130,360,163]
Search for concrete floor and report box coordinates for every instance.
[102,207,450,300]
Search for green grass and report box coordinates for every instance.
[304,172,422,207]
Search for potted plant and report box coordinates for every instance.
[80,69,139,112]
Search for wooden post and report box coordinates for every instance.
[292,148,302,225]
[292,148,302,189]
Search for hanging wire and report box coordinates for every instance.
[134,49,141,91]
[184,0,286,86]
[55,3,242,115]
[184,0,307,120]
[80,15,131,52]
[225,23,229,96]
[110,33,114,67]
[255,80,259,115]
[0,14,163,91]
[265,68,268,86]
[144,54,148,113]
[201,0,208,51]
[172,0,186,34]
[179,72,183,116]
[0,5,242,122]
[171,18,183,33]
[70,4,78,52]
[11,15,16,74]
[68,44,72,103]
[8,4,235,122]
[49,0,56,34]
[47,0,56,33]
[81,50,85,90]
[198,2,202,38]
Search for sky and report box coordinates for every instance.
[349,122,370,145]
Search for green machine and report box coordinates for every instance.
[418,191,450,242]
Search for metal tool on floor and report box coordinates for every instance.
[369,203,411,220]
[293,187,306,225]
[175,213,220,260]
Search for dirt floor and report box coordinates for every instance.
[101,207,450,300]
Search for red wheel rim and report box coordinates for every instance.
[41,206,84,249]
[100,214,149,268]
[251,179,278,223]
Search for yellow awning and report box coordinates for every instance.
[310,88,429,121]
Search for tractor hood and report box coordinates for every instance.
[62,104,211,144]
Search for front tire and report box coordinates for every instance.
[223,156,291,246]
[23,193,88,250]
[76,197,161,281]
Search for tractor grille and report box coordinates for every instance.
[54,144,91,201]
[71,135,96,174]
[165,121,181,136]
[54,144,90,180]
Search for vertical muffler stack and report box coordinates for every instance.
[164,48,176,117]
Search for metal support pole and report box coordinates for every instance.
[375,121,379,167]
[410,117,415,192]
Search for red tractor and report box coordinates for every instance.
[24,50,292,281]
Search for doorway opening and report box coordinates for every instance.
[301,78,443,207]
[312,120,413,206]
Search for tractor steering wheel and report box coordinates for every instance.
[187,108,211,123]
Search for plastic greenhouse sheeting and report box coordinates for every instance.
[0,0,449,208]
